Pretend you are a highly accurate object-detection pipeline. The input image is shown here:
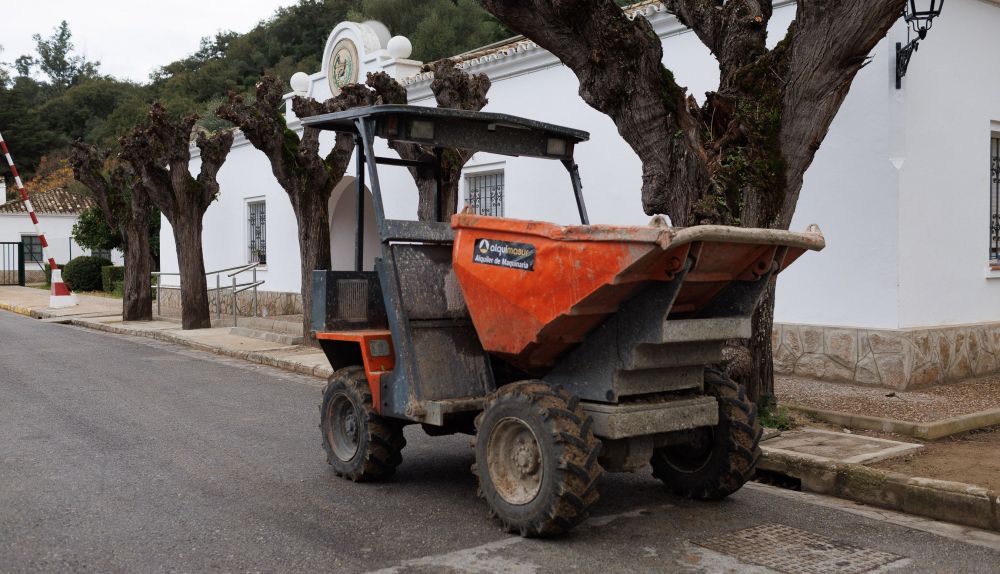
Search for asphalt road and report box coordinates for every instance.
[1,311,998,573]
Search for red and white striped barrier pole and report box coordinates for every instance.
[0,130,77,308]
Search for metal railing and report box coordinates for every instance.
[152,263,265,326]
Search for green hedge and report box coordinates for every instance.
[63,256,112,292]
[102,265,125,292]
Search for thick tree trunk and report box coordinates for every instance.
[122,219,152,321]
[293,192,333,342]
[746,281,776,408]
[172,215,211,330]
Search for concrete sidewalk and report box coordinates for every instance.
[0,286,333,379]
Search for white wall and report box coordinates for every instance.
[895,0,1000,328]
[161,146,301,291]
[0,213,124,271]
[329,176,379,271]
[161,1,1000,332]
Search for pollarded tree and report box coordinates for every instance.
[216,76,375,339]
[69,142,154,321]
[216,62,490,338]
[480,0,907,405]
[366,59,491,221]
[120,103,233,330]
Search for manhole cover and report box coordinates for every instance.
[694,523,904,574]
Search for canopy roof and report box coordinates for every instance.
[300,105,589,160]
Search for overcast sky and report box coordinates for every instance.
[1,0,302,82]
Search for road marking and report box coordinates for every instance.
[364,506,669,574]
[365,537,532,574]
[746,482,1000,551]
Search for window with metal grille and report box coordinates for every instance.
[991,135,1000,263]
[247,200,266,265]
[21,235,42,262]
[465,171,504,217]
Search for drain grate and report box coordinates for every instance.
[694,523,904,574]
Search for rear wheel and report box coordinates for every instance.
[650,369,762,500]
[320,366,405,481]
[473,381,602,537]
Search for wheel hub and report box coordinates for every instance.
[487,418,543,505]
[512,438,540,476]
[327,394,361,462]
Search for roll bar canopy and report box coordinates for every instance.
[300,105,589,160]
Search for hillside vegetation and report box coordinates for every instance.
[1,0,510,193]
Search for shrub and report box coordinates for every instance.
[759,406,796,431]
[102,265,125,292]
[44,263,52,287]
[62,256,112,292]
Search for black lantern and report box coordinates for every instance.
[897,0,945,88]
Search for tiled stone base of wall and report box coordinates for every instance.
[157,289,303,318]
[773,322,1000,389]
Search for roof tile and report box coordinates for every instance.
[0,187,95,215]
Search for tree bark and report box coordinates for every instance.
[170,215,211,329]
[121,213,152,321]
[69,142,153,321]
[120,102,233,330]
[294,189,333,335]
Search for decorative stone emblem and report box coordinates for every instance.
[328,38,359,96]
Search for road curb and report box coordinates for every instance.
[0,301,39,318]
[786,403,1000,440]
[759,449,1000,532]
[69,318,334,381]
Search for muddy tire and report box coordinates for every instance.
[473,381,602,537]
[650,369,762,500]
[320,366,405,482]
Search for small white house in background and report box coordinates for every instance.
[162,0,1000,389]
[0,183,124,284]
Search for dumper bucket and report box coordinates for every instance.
[451,214,824,371]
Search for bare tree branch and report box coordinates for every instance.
[778,0,904,224]
[481,0,711,220]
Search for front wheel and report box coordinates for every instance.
[320,366,405,482]
[650,369,762,500]
[473,381,602,537]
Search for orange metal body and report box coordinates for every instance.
[315,330,395,412]
[451,214,817,371]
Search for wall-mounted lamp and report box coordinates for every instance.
[896,0,945,89]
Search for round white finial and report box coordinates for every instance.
[387,36,413,59]
[290,72,310,94]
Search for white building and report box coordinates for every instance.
[0,184,124,284]
[161,0,1000,389]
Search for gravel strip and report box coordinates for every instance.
[775,374,1000,423]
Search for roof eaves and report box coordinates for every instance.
[401,1,668,87]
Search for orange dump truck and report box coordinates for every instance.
[302,105,824,537]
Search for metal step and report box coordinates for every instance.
[627,341,726,370]
[611,366,703,399]
[582,396,718,440]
